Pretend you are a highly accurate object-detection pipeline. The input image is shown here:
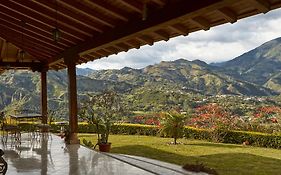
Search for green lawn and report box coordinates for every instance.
[79,134,281,175]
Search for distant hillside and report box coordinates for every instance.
[89,58,276,96]
[217,37,281,87]
[2,37,281,112]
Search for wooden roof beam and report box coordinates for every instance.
[17,0,98,35]
[16,49,21,62]
[251,0,271,13]
[52,0,222,63]
[0,61,43,69]
[115,43,130,52]
[217,7,237,24]
[118,0,142,13]
[85,0,128,21]
[0,31,54,60]
[154,30,170,41]
[125,39,141,49]
[191,16,210,31]
[1,1,91,38]
[0,18,66,50]
[83,54,97,61]
[105,46,122,54]
[151,0,166,7]
[0,28,62,54]
[136,35,154,46]
[59,0,116,28]
[0,9,81,43]
[79,56,89,62]
[34,0,104,33]
[168,24,189,36]
[89,52,104,58]
[0,40,7,59]
[96,49,112,57]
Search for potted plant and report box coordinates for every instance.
[80,91,123,152]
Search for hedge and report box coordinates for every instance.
[184,127,281,149]
[16,123,281,149]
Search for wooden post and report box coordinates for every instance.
[41,69,48,124]
[65,55,79,144]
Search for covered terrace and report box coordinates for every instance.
[0,0,281,174]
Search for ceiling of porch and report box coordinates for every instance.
[0,0,281,72]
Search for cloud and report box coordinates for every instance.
[78,8,281,70]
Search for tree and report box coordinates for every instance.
[160,111,188,144]
[80,91,124,144]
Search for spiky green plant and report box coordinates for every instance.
[160,111,188,144]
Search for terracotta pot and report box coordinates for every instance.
[98,143,111,152]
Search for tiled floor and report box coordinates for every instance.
[0,133,196,175]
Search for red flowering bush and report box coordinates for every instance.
[131,113,160,126]
[252,106,281,124]
[188,103,241,130]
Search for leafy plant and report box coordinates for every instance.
[160,111,188,144]
[79,91,124,144]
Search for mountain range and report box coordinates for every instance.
[1,36,281,111]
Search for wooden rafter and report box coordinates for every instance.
[136,35,154,46]
[0,0,280,70]
[0,1,91,38]
[53,0,222,62]
[153,30,170,41]
[118,0,143,13]
[0,40,7,59]
[0,3,83,41]
[85,0,128,21]
[0,61,43,68]
[33,0,105,33]
[0,18,66,50]
[59,0,116,28]
[0,32,53,61]
[168,24,189,36]
[251,0,271,13]
[191,16,210,31]
[217,7,237,24]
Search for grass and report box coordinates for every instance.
[79,134,281,175]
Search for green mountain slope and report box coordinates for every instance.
[89,58,276,96]
[218,37,281,85]
[2,37,281,111]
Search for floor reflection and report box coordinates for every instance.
[0,133,185,175]
[1,134,52,175]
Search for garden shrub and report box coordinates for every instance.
[16,123,281,149]
[111,123,158,136]
[185,127,281,149]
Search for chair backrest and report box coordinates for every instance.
[0,112,5,129]
[0,149,7,175]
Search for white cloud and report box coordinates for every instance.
[77,8,281,70]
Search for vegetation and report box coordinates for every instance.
[80,134,281,175]
[2,37,281,172]
[159,111,188,144]
[80,91,124,145]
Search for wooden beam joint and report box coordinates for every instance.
[191,16,210,31]
[217,7,237,24]
[251,0,271,13]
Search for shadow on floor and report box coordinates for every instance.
[111,145,281,175]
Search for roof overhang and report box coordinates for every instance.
[0,0,281,71]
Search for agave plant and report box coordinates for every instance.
[160,111,188,144]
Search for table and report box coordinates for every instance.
[9,114,42,120]
[9,114,43,139]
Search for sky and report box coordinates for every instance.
[77,8,281,70]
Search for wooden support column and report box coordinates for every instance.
[41,68,48,124]
[65,55,79,144]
